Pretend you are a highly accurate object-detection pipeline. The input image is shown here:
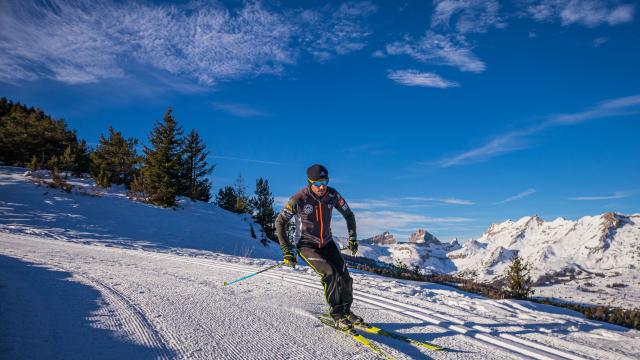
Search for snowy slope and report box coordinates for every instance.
[0,166,279,259]
[449,214,640,307]
[1,166,640,359]
[2,233,640,360]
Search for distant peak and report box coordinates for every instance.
[408,228,440,245]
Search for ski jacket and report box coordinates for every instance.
[275,186,356,250]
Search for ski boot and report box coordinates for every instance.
[344,311,365,325]
[333,315,354,331]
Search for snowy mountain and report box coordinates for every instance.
[449,213,640,307]
[345,214,640,307]
[346,229,460,274]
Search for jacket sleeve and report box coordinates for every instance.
[275,196,298,252]
[334,191,357,240]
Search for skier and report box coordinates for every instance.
[275,164,361,330]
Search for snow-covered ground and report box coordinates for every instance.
[1,167,640,359]
[0,166,279,259]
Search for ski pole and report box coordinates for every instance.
[223,262,284,286]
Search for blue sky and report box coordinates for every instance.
[1,0,639,242]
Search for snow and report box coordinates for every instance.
[0,166,279,259]
[1,167,640,359]
[353,210,640,308]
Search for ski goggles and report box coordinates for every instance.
[308,179,329,186]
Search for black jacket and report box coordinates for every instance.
[275,186,356,250]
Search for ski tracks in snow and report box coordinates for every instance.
[1,234,637,360]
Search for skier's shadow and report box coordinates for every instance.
[0,255,174,360]
[359,321,472,358]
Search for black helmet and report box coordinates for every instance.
[307,164,329,182]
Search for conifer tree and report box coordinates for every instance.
[28,155,39,171]
[233,174,252,214]
[251,178,276,241]
[180,129,214,202]
[139,108,184,207]
[504,254,535,299]
[215,186,237,212]
[90,127,139,187]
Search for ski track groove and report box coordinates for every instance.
[37,262,177,360]
[136,265,322,360]
[138,252,591,360]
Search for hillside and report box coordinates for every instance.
[0,166,278,259]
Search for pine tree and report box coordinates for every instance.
[251,178,277,241]
[215,186,237,212]
[0,98,77,167]
[232,174,252,214]
[179,129,214,202]
[139,108,184,207]
[504,254,535,299]
[60,145,76,176]
[28,155,39,171]
[90,127,139,187]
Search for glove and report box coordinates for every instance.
[282,248,297,268]
[348,237,358,256]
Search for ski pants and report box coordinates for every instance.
[298,242,353,319]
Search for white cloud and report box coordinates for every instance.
[493,189,536,205]
[332,210,472,239]
[212,102,268,118]
[387,69,459,88]
[431,0,505,34]
[0,0,377,86]
[401,197,474,205]
[568,190,638,201]
[298,2,377,62]
[434,94,640,167]
[386,32,486,73]
[435,130,531,167]
[592,36,609,47]
[526,0,635,27]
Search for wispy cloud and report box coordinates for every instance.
[385,32,486,73]
[568,189,638,201]
[332,210,472,239]
[526,0,635,27]
[387,69,459,88]
[207,155,285,166]
[434,94,640,167]
[300,2,378,62]
[431,0,505,34]
[212,102,268,118]
[0,0,377,86]
[493,189,536,205]
[592,36,608,47]
[401,197,475,205]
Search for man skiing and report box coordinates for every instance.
[275,164,361,331]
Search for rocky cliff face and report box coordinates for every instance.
[407,228,440,246]
[361,231,396,245]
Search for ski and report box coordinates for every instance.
[318,315,397,360]
[354,322,445,351]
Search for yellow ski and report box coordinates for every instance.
[318,315,397,360]
[355,323,445,351]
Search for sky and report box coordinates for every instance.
[1,0,639,242]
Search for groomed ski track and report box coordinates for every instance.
[0,233,630,360]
